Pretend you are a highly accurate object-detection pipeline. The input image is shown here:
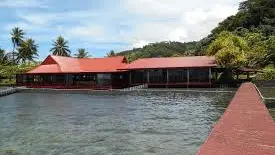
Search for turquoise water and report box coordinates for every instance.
[0,91,234,155]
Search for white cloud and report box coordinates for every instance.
[120,0,244,46]
[122,0,181,18]
[132,40,150,48]
[66,25,105,38]
[168,28,188,42]
[184,4,238,25]
[17,11,96,26]
[4,22,38,32]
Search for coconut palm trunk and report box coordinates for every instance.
[10,27,25,64]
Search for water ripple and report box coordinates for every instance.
[0,90,234,155]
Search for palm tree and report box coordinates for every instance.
[50,36,71,57]
[106,50,115,57]
[11,27,25,64]
[74,48,90,58]
[17,39,39,63]
[0,49,11,65]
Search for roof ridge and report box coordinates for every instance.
[49,55,66,72]
[50,55,125,60]
[136,56,210,60]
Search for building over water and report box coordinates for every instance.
[17,55,217,89]
[122,56,216,88]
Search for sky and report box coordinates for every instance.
[0,0,244,60]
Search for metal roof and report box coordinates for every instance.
[121,56,217,70]
[26,55,128,74]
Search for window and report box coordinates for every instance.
[131,70,147,84]
[168,69,187,83]
[189,68,209,82]
[149,69,166,83]
[97,74,111,85]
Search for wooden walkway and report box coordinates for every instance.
[197,83,275,155]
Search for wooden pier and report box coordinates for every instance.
[197,83,275,155]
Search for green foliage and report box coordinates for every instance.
[106,50,116,57]
[243,33,275,68]
[74,48,90,58]
[207,31,248,67]
[0,62,39,83]
[17,38,39,63]
[253,66,275,80]
[10,27,25,64]
[265,36,275,66]
[244,32,268,68]
[116,41,200,62]
[212,0,275,37]
[50,36,71,57]
[0,49,11,65]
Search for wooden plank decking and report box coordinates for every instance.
[197,83,275,155]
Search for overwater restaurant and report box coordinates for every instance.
[121,56,217,88]
[17,55,217,89]
[17,55,130,89]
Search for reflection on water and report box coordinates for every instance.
[259,87,275,119]
[0,91,234,155]
[266,99,275,119]
[259,87,275,98]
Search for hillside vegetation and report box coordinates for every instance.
[116,41,200,62]
[116,0,275,65]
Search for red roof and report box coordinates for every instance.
[27,64,61,74]
[27,55,127,74]
[121,56,216,70]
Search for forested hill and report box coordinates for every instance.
[211,0,275,37]
[116,0,275,62]
[116,41,201,62]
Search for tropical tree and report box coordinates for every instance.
[207,31,248,68]
[0,62,39,83]
[74,48,90,58]
[50,36,71,57]
[11,27,25,64]
[106,50,115,57]
[0,49,11,65]
[243,32,268,68]
[17,39,39,63]
[265,36,275,67]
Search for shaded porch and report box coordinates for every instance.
[17,72,129,89]
[129,68,213,88]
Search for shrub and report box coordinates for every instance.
[253,66,275,81]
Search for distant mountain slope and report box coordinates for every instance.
[116,41,201,62]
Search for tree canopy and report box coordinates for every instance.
[17,38,39,63]
[116,41,200,62]
[106,50,116,57]
[10,27,25,64]
[50,36,71,57]
[207,31,248,68]
[74,48,90,58]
